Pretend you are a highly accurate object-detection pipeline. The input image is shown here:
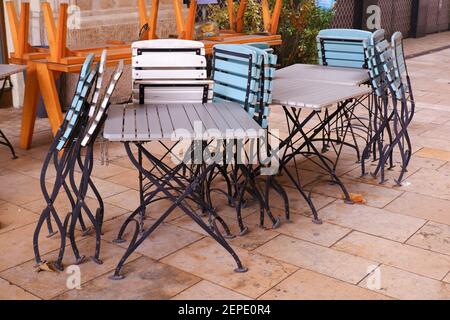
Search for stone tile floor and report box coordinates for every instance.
[0,33,450,300]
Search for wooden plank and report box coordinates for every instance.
[18,2,30,57]
[156,104,174,138]
[227,0,236,31]
[270,0,282,34]
[55,3,69,63]
[35,63,63,135]
[236,0,248,33]
[133,53,206,68]
[201,102,230,133]
[123,106,136,140]
[149,0,159,39]
[138,0,149,40]
[19,61,39,149]
[104,105,125,141]
[261,0,271,32]
[133,69,207,80]
[192,103,220,134]
[145,104,163,139]
[167,104,193,138]
[173,0,185,38]
[182,103,205,131]
[222,102,262,134]
[135,105,150,139]
[6,2,20,57]
[185,0,197,40]
[41,3,57,62]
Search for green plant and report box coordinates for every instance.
[207,0,263,34]
[275,0,335,66]
[206,0,335,67]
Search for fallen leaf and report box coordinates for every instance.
[34,261,59,273]
[344,193,367,204]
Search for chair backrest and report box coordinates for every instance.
[57,65,98,150]
[364,29,406,100]
[391,31,411,96]
[82,60,124,147]
[317,29,372,69]
[88,50,107,118]
[212,43,276,129]
[244,43,277,129]
[131,39,212,104]
[64,54,95,122]
[212,44,261,119]
[364,29,388,97]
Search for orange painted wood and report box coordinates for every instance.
[149,0,160,39]
[227,0,236,31]
[138,0,150,39]
[35,63,63,135]
[261,0,271,32]
[173,0,185,38]
[17,2,30,57]
[270,0,282,34]
[5,2,20,57]
[236,0,248,33]
[20,61,40,149]
[42,2,58,61]
[55,3,69,63]
[185,0,197,40]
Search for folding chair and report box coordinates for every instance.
[131,39,217,232]
[362,31,414,185]
[316,29,375,162]
[209,43,288,233]
[33,52,124,269]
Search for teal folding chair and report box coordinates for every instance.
[317,29,372,69]
[363,30,414,185]
[210,43,287,234]
[316,28,375,165]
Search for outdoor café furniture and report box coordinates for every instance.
[33,52,124,270]
[272,76,372,223]
[275,63,369,86]
[210,43,288,232]
[362,30,414,185]
[136,0,283,54]
[0,63,26,159]
[104,102,264,279]
[131,39,214,232]
[7,1,130,150]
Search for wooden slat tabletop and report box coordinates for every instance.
[272,79,372,111]
[104,103,264,142]
[0,64,26,78]
[275,64,370,86]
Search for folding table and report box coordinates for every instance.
[0,64,26,159]
[104,102,264,279]
[271,77,371,222]
[275,64,369,86]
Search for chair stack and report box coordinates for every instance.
[131,39,213,104]
[34,52,124,270]
[363,30,414,185]
[211,43,287,232]
[212,43,277,129]
[317,29,372,69]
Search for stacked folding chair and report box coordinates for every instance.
[316,29,374,163]
[131,39,215,230]
[132,39,213,104]
[363,30,414,185]
[33,52,124,270]
[210,43,288,234]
